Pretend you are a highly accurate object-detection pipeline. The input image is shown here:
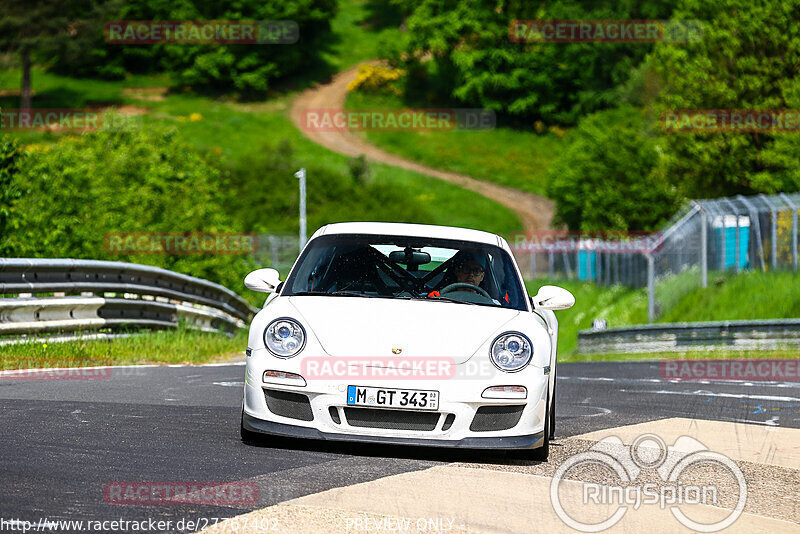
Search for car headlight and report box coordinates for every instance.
[264,318,306,358]
[490,332,533,372]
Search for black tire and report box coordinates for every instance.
[527,392,550,462]
[549,378,556,440]
[240,409,262,444]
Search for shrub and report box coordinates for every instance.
[546,107,679,232]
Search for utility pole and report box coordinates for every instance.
[294,168,307,252]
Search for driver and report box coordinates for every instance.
[427,250,489,297]
[452,252,486,289]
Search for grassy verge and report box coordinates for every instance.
[0,73,521,237]
[528,270,800,359]
[560,350,800,363]
[0,328,246,370]
[321,0,402,72]
[345,91,565,196]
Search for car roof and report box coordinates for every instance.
[312,222,503,247]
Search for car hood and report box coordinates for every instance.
[287,296,519,364]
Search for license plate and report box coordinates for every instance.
[346,386,439,410]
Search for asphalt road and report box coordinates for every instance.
[1,360,797,532]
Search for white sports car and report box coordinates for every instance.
[240,222,574,460]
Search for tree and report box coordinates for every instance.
[387,0,679,124]
[46,0,339,95]
[0,0,113,111]
[546,107,679,231]
[649,0,800,198]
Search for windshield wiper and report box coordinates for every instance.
[291,290,378,298]
[418,295,479,306]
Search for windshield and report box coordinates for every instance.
[282,233,527,311]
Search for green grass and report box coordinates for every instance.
[526,279,648,356]
[528,270,800,359]
[658,270,800,322]
[0,327,247,370]
[346,91,566,196]
[0,0,521,237]
[144,93,521,235]
[321,0,402,72]
[0,74,522,237]
[561,350,800,363]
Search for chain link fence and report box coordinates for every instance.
[511,192,800,321]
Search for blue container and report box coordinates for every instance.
[714,220,750,270]
[577,250,597,280]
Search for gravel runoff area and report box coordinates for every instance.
[200,418,799,533]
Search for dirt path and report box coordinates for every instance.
[289,63,554,233]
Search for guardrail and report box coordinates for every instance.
[578,319,800,354]
[0,258,256,341]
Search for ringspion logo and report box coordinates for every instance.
[551,434,746,532]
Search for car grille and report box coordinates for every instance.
[470,405,524,432]
[263,389,314,421]
[343,408,440,431]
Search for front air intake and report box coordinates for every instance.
[469,405,524,432]
[263,389,314,421]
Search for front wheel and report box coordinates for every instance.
[526,392,550,461]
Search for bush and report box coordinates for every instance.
[5,122,256,293]
[387,0,679,124]
[649,0,800,198]
[0,137,24,255]
[546,107,679,231]
[347,64,405,95]
[48,0,338,95]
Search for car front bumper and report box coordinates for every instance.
[242,412,545,449]
[242,352,550,450]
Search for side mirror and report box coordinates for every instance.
[244,268,281,293]
[531,285,575,311]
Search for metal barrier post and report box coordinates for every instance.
[697,203,708,287]
[646,253,655,322]
[780,193,798,272]
[737,195,767,272]
[760,194,779,270]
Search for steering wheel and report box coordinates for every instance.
[439,283,491,299]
